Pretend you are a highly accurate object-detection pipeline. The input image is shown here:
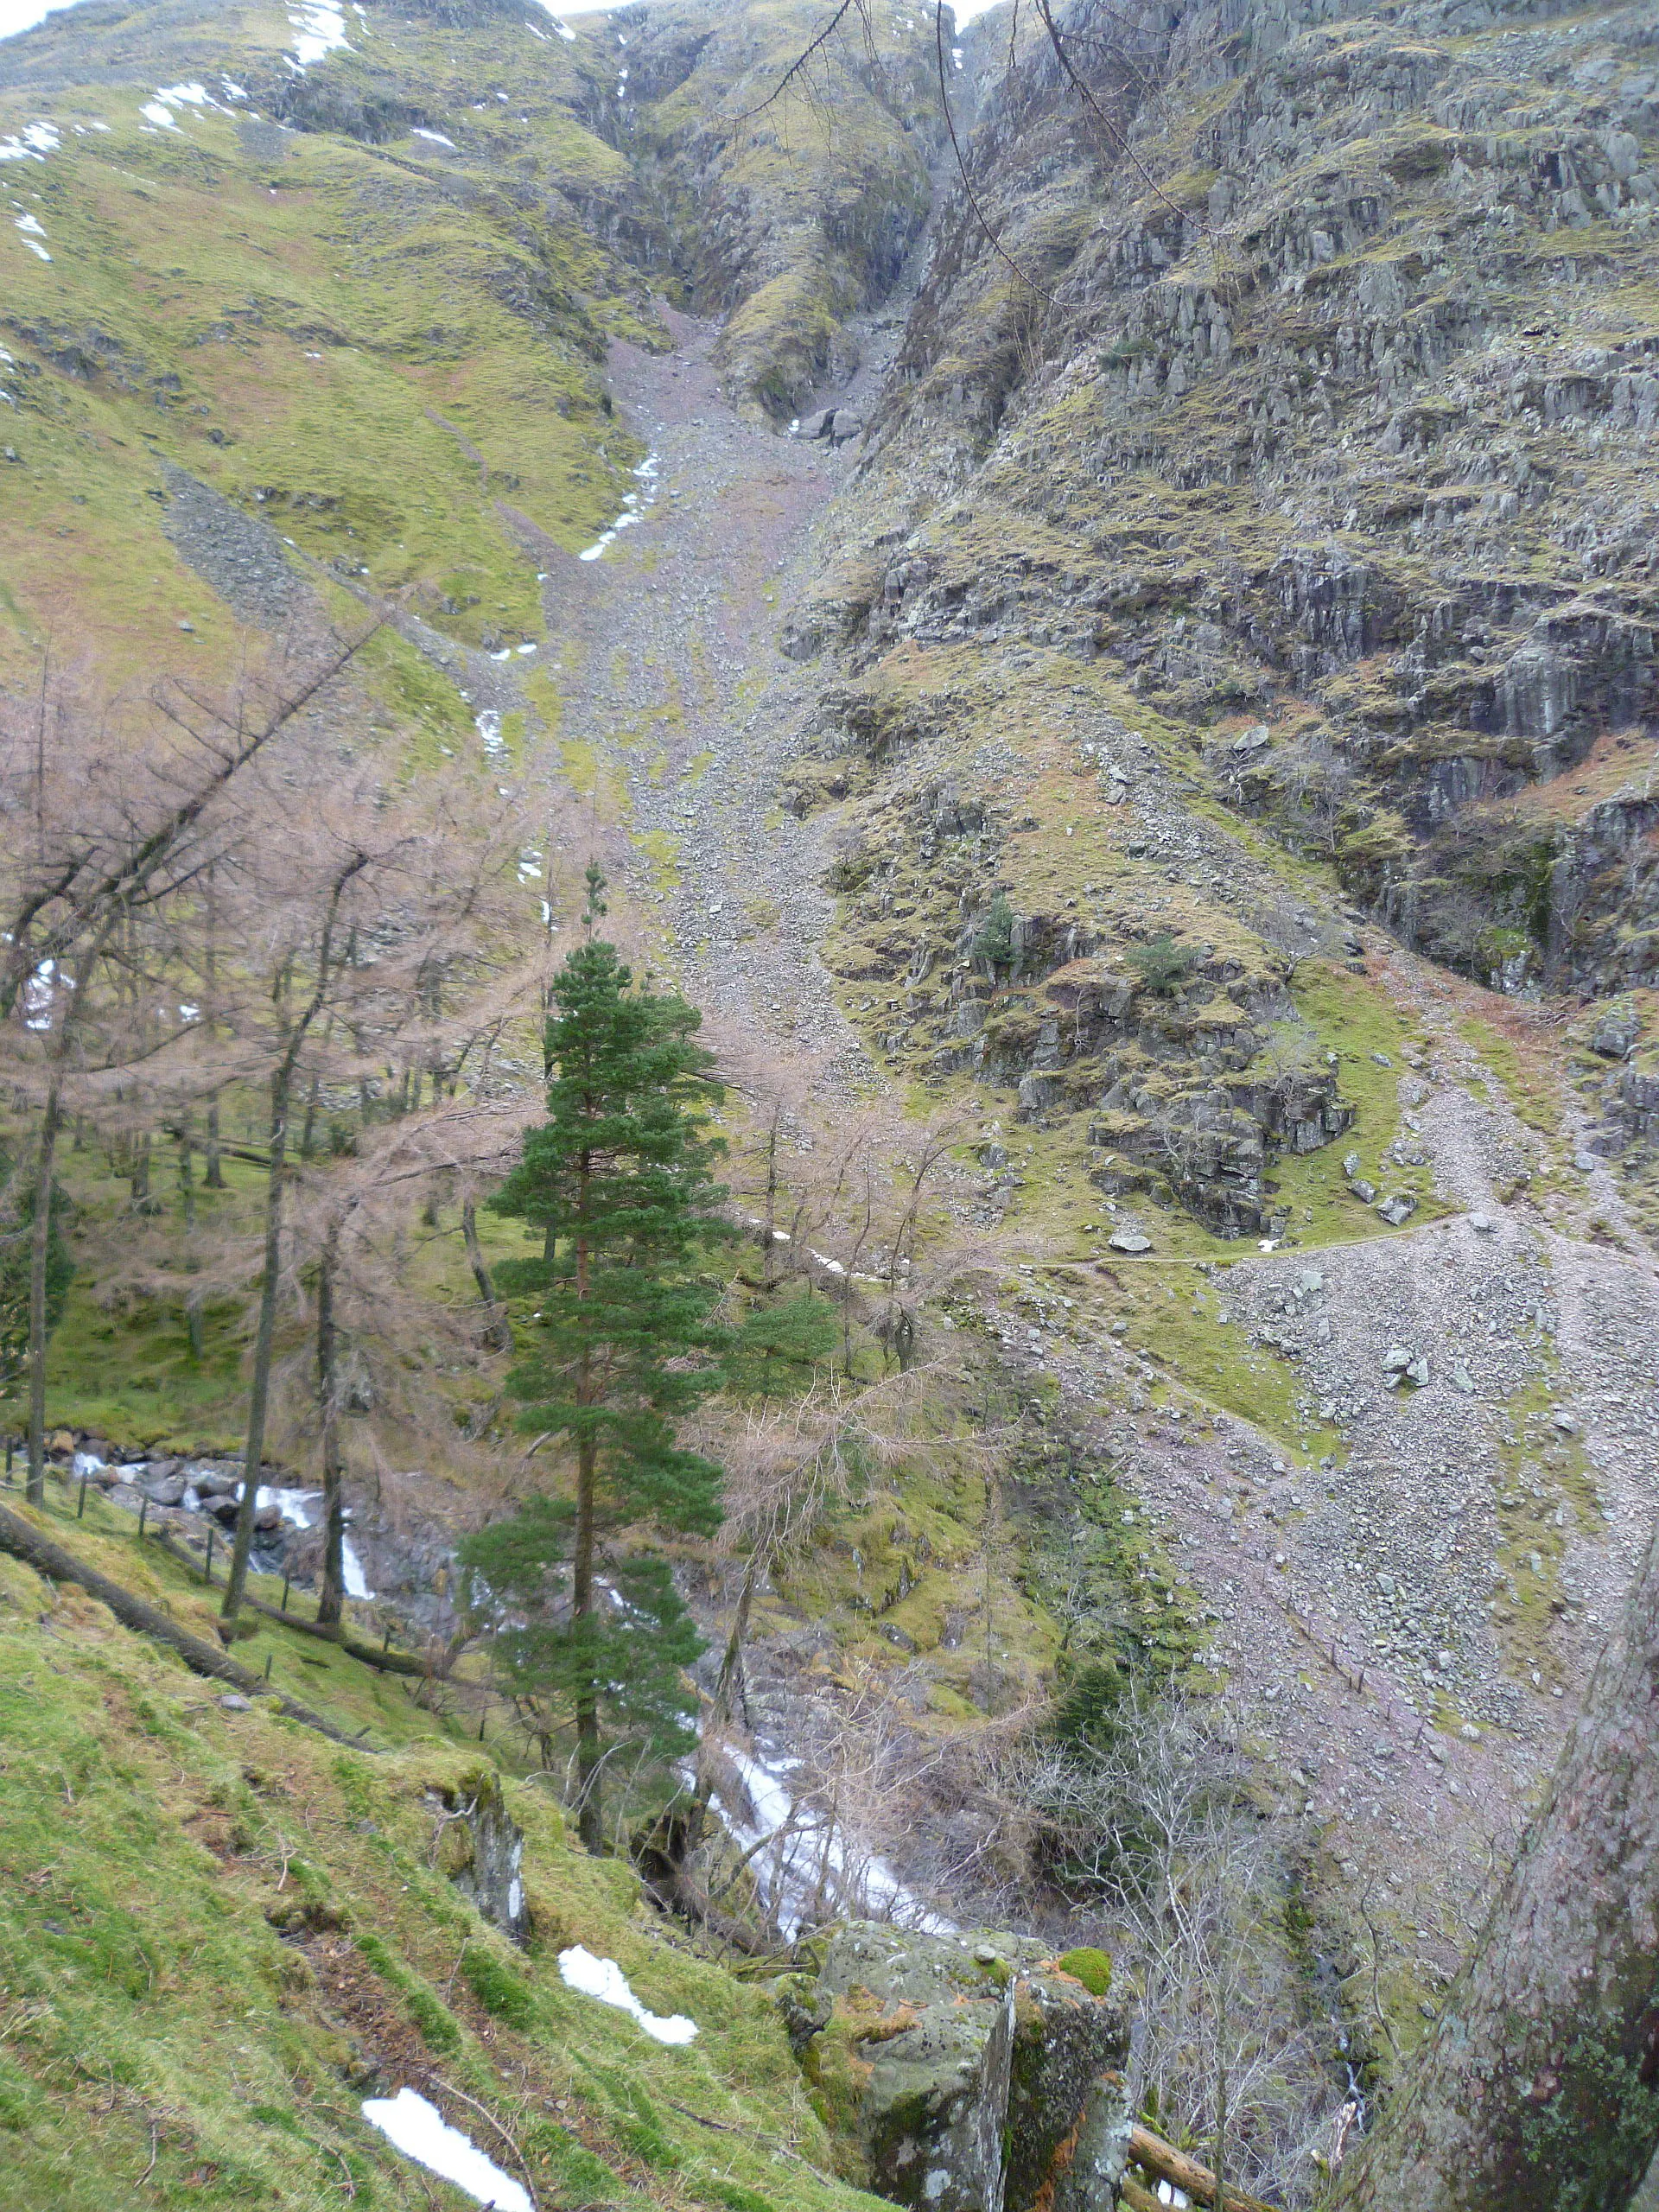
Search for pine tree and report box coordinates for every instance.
[463,869,731,1850]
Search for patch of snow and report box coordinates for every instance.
[411,126,455,148]
[289,0,350,68]
[579,448,659,561]
[221,76,247,99]
[557,1947,697,2044]
[16,210,45,233]
[2,121,60,160]
[141,100,180,130]
[515,640,537,654]
[156,80,219,109]
[475,710,505,757]
[361,2088,531,2212]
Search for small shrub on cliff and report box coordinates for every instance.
[1127,931,1199,996]
[972,895,1016,975]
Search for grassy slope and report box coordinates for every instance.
[0,1488,888,2212]
[0,0,650,698]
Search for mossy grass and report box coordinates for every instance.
[0,1497,894,2212]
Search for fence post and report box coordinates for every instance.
[77,1472,88,1518]
[138,1495,148,1539]
[279,1569,290,1614]
[204,1524,214,1580]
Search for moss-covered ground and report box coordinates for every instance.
[0,0,654,705]
[0,1485,893,2212]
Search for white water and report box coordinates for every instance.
[251,1484,373,1599]
[708,1742,955,1941]
[361,2088,531,2212]
[558,1946,697,2044]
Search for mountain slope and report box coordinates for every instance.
[823,0,1659,999]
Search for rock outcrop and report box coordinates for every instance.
[801,0,1659,999]
[783,1923,1130,2212]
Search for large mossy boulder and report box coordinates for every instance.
[785,1923,1130,2212]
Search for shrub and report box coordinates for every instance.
[973,895,1016,973]
[1126,931,1198,995]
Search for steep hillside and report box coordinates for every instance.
[819,0,1659,1002]
[0,1492,888,2212]
[602,0,941,418]
[8,0,1659,2198]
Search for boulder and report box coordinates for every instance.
[790,1923,1129,2212]
[440,1769,531,1943]
[794,408,836,441]
[1376,1193,1416,1225]
[1347,1178,1377,1204]
[1108,1230,1151,1254]
[143,1475,188,1508]
[1591,1005,1637,1060]
[1469,1210,1496,1233]
[828,412,865,447]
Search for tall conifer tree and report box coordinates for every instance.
[463,870,729,1850]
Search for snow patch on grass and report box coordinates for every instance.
[361,2088,532,2212]
[557,1946,698,2044]
[1,121,60,161]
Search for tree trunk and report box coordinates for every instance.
[222,1065,289,1618]
[1337,1513,1659,2211]
[573,1421,601,1851]
[204,866,224,1187]
[572,1189,601,1853]
[315,1216,346,1629]
[25,1065,62,1509]
[461,1198,508,1351]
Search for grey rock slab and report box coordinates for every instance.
[1108,1231,1152,1254]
